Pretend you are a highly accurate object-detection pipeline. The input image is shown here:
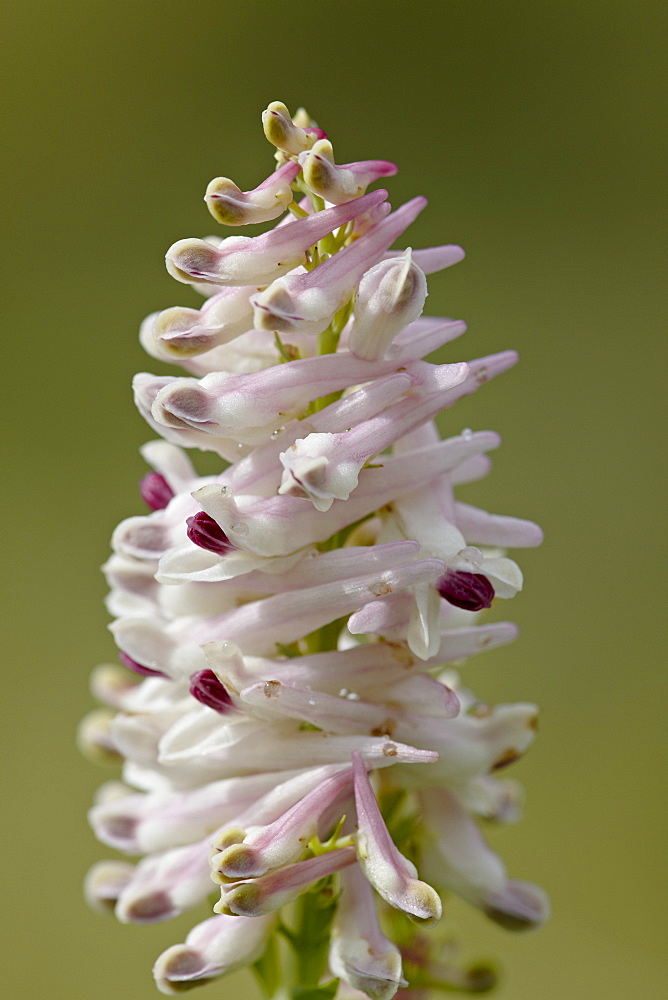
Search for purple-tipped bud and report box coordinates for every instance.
[139,472,174,511]
[437,570,495,611]
[189,670,234,714]
[118,651,167,678]
[186,511,235,555]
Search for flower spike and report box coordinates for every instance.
[84,101,546,999]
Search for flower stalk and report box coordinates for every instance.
[83,101,547,999]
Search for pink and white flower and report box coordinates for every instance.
[84,101,547,999]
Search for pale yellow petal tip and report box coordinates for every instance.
[215,842,261,879]
[405,880,443,926]
[217,881,262,917]
[84,860,134,914]
[262,100,312,155]
[77,709,122,766]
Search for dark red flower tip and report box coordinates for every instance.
[189,670,234,714]
[437,570,495,612]
[139,472,174,511]
[118,651,168,678]
[186,511,234,555]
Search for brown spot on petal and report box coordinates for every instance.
[371,719,396,737]
[319,883,336,903]
[472,702,493,718]
[388,642,414,668]
[382,742,398,756]
[492,748,521,771]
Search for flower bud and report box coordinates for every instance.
[420,789,549,930]
[146,284,256,360]
[77,709,123,765]
[115,839,214,924]
[185,511,234,555]
[84,860,135,914]
[437,569,495,611]
[215,846,356,916]
[348,249,428,361]
[188,670,234,713]
[299,140,398,205]
[352,753,442,926]
[329,863,406,1000]
[153,913,274,995]
[262,100,320,155]
[139,472,174,510]
[211,767,352,879]
[205,160,300,226]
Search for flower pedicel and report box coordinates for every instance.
[82,100,548,998]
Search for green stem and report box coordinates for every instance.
[293,888,335,988]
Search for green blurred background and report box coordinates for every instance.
[2,1,665,997]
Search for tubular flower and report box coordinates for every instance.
[83,101,547,1000]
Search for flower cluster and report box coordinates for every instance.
[81,102,548,999]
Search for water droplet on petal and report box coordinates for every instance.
[461,427,473,441]
[270,427,285,440]
[231,521,249,536]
